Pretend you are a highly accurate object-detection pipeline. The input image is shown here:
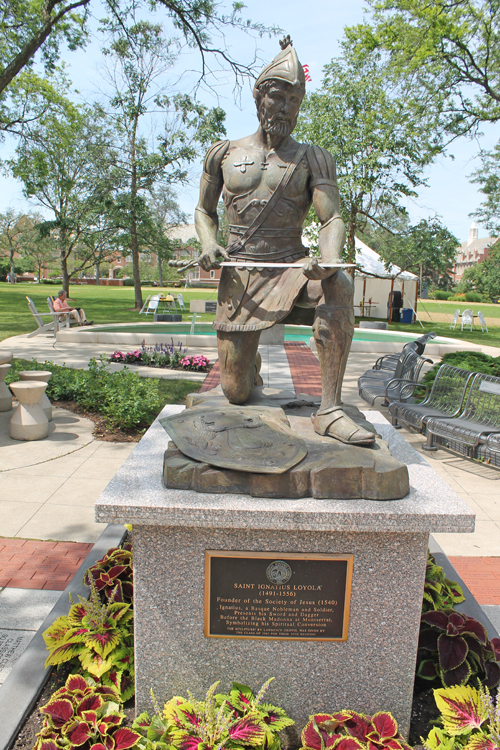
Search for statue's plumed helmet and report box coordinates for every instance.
[253,37,306,99]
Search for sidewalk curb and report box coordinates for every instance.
[0,524,126,750]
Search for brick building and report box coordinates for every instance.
[453,222,497,282]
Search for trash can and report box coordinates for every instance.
[401,308,414,324]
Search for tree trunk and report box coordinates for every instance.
[158,252,163,287]
[60,231,70,294]
[95,262,100,285]
[9,249,15,283]
[347,213,356,277]
[130,160,143,309]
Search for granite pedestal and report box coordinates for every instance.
[96,405,475,741]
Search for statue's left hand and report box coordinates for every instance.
[302,257,338,280]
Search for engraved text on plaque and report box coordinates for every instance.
[205,551,353,641]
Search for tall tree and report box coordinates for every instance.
[148,186,187,286]
[0,210,34,281]
[9,96,117,291]
[362,216,459,287]
[470,142,500,236]
[295,44,444,263]
[0,0,275,99]
[102,20,225,308]
[346,0,500,134]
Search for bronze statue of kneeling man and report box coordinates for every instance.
[195,37,374,446]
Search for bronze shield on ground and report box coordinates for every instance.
[160,405,307,474]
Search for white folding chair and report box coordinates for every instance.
[450,309,460,330]
[144,295,160,315]
[175,293,186,312]
[139,295,151,314]
[461,309,474,332]
[477,310,488,333]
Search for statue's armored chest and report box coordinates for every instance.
[222,145,309,198]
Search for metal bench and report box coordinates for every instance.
[425,374,500,466]
[358,350,433,407]
[388,364,475,446]
[372,332,436,372]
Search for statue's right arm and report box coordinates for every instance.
[195,140,231,270]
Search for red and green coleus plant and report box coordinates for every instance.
[423,683,500,750]
[83,543,134,604]
[301,710,412,750]
[43,579,135,702]
[417,609,500,689]
[33,673,140,750]
[133,679,294,750]
[422,553,465,613]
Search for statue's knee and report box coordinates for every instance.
[221,380,252,404]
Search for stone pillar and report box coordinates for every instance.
[0,363,13,412]
[95,406,476,740]
[19,371,53,421]
[9,381,49,441]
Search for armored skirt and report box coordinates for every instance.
[213,265,311,333]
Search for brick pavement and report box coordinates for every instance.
[0,538,93,590]
[199,360,220,392]
[450,557,500,605]
[284,341,322,396]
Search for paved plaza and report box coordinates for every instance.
[0,330,499,689]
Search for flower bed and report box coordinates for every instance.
[13,549,500,750]
[108,341,211,373]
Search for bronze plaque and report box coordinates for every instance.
[205,551,353,642]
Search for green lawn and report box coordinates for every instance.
[418,298,500,320]
[3,282,500,350]
[389,320,500,349]
[0,282,218,341]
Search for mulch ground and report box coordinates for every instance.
[55,400,141,442]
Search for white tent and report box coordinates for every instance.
[354,237,419,320]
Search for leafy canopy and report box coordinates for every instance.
[295,42,445,261]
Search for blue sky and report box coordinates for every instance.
[0,0,497,244]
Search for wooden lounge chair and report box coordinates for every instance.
[26,296,70,338]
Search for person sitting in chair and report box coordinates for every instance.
[53,290,93,326]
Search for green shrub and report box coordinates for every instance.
[301,710,411,750]
[135,679,294,750]
[417,610,500,689]
[123,278,134,286]
[34,674,139,750]
[423,683,500,750]
[423,552,465,612]
[6,358,163,431]
[432,291,452,300]
[423,351,500,389]
[464,291,482,302]
[43,578,135,701]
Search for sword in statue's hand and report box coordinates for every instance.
[169,259,356,270]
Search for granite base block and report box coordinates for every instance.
[133,525,428,740]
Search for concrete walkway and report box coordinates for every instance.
[1,331,499,689]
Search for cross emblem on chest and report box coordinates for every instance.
[233,156,254,173]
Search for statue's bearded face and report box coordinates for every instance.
[256,80,303,137]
